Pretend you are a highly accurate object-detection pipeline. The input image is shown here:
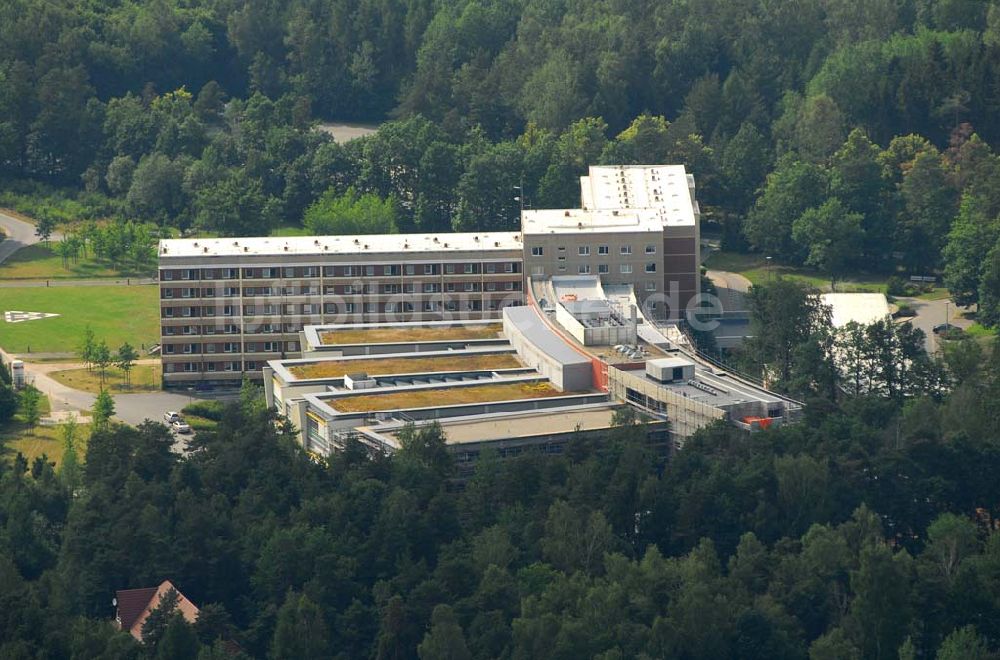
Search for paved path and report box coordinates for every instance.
[0,209,41,264]
[0,277,156,288]
[0,349,232,453]
[705,269,752,313]
[0,209,64,265]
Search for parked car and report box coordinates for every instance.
[932,323,960,335]
[171,419,192,434]
[163,411,181,423]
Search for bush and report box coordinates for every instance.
[894,302,916,317]
[886,276,907,297]
[186,416,217,432]
[182,400,224,421]
[940,327,966,341]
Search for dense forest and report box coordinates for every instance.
[5,1,1000,317]
[2,326,1000,659]
[4,2,1000,657]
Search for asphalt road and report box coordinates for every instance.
[705,269,752,313]
[0,350,236,454]
[897,297,971,354]
[0,210,44,264]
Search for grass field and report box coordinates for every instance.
[271,224,310,237]
[331,380,570,412]
[0,284,160,353]
[1,422,91,467]
[0,393,90,468]
[706,251,895,293]
[320,323,503,345]
[0,243,155,280]
[290,352,523,379]
[705,250,953,300]
[50,364,162,393]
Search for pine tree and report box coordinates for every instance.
[141,588,180,647]
[417,605,470,660]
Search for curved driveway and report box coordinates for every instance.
[705,269,752,313]
[0,209,61,264]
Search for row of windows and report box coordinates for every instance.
[163,280,522,298]
[530,244,656,257]
[163,298,524,320]
[571,263,656,275]
[162,262,520,280]
[163,324,300,336]
[163,285,521,312]
[165,361,258,373]
[163,341,289,354]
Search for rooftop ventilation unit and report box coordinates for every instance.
[344,372,377,390]
[646,358,696,383]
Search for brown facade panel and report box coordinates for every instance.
[662,237,697,255]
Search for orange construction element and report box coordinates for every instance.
[742,416,773,429]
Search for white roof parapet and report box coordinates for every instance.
[584,165,696,213]
[526,164,697,233]
[159,231,523,258]
[521,207,684,234]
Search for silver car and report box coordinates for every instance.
[171,419,192,434]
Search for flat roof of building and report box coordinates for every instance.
[318,322,503,346]
[617,362,784,408]
[373,404,628,446]
[159,231,522,259]
[287,352,523,380]
[521,206,685,235]
[503,306,593,367]
[325,380,577,413]
[581,165,694,212]
[820,293,891,328]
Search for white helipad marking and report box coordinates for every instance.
[4,311,61,323]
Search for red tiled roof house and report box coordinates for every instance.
[113,580,200,642]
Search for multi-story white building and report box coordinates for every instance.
[157,164,702,388]
[521,165,700,318]
[157,232,525,387]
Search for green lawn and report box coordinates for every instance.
[705,251,891,293]
[0,243,155,280]
[0,284,160,353]
[1,421,91,467]
[271,224,310,237]
[0,393,91,468]
[964,323,997,338]
[50,364,162,393]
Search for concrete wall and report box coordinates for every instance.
[503,311,593,391]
